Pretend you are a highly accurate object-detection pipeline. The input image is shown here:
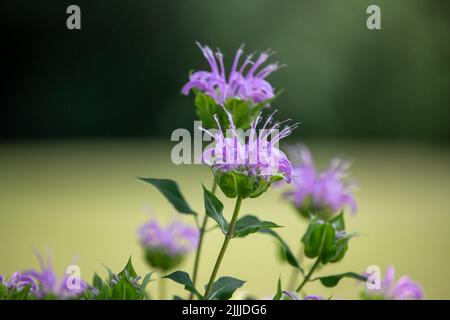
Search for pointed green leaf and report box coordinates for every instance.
[272,278,283,300]
[118,257,138,279]
[328,211,345,231]
[258,229,303,274]
[111,275,139,300]
[234,215,281,237]
[164,271,202,299]
[138,178,196,215]
[315,272,367,288]
[205,276,245,300]
[203,185,228,234]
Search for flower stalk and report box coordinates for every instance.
[189,180,217,299]
[204,196,243,298]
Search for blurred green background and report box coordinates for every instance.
[1,0,450,299]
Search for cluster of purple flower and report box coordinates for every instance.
[182,43,280,104]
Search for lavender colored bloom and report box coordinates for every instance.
[283,145,357,218]
[182,43,281,104]
[24,253,87,299]
[201,109,296,184]
[138,219,199,256]
[279,291,324,300]
[303,295,325,300]
[366,266,423,300]
[0,272,38,294]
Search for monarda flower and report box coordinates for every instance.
[138,219,199,271]
[182,43,280,105]
[201,109,295,199]
[283,145,357,219]
[0,272,38,297]
[24,253,88,299]
[363,266,423,300]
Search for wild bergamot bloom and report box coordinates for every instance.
[283,145,357,219]
[363,266,423,300]
[200,108,296,198]
[138,219,199,271]
[23,252,87,299]
[0,272,38,297]
[182,42,281,105]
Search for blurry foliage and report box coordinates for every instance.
[1,0,449,141]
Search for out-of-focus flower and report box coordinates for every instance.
[279,291,324,300]
[182,43,281,104]
[138,219,199,271]
[283,145,357,219]
[201,109,295,198]
[303,294,325,300]
[0,272,38,294]
[364,266,423,300]
[24,252,87,299]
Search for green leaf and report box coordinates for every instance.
[0,283,8,299]
[92,273,105,290]
[301,219,335,261]
[138,178,196,215]
[205,276,245,300]
[194,91,220,129]
[328,211,345,231]
[164,271,202,299]
[140,272,154,296]
[258,229,303,273]
[10,284,32,300]
[315,272,367,288]
[234,215,281,237]
[118,257,138,279]
[324,233,357,263]
[111,275,139,300]
[272,278,282,300]
[203,185,228,234]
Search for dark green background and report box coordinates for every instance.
[2,0,449,141]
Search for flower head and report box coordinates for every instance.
[364,266,423,300]
[138,219,199,271]
[283,145,357,218]
[201,109,296,198]
[277,291,324,300]
[0,272,38,295]
[24,252,88,299]
[182,43,281,104]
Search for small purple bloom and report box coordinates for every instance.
[24,252,87,299]
[138,219,199,256]
[0,272,38,293]
[283,145,357,217]
[366,266,423,300]
[279,291,325,300]
[303,294,325,300]
[201,109,296,183]
[182,43,281,104]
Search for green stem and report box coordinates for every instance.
[159,276,167,300]
[189,180,217,300]
[295,257,321,293]
[204,196,243,298]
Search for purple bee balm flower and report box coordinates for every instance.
[24,252,87,299]
[303,295,325,300]
[182,42,281,104]
[0,272,38,293]
[200,109,296,184]
[366,266,423,300]
[280,291,324,300]
[283,145,357,218]
[138,219,199,256]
